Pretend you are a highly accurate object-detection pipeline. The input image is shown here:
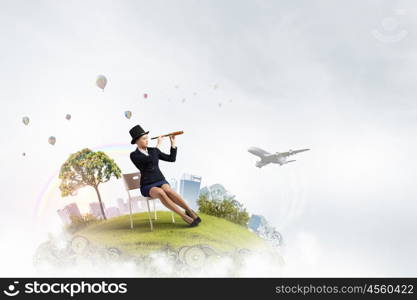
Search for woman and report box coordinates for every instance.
[129,124,201,227]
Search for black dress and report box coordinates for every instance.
[130,146,177,196]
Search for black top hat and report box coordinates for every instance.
[129,124,149,144]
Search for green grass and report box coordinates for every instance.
[76,211,272,256]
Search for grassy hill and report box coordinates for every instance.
[76,211,272,256]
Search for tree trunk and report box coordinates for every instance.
[94,185,107,220]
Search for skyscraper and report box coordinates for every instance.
[248,214,284,247]
[117,196,145,215]
[105,206,121,218]
[117,198,127,214]
[129,196,142,212]
[248,214,268,233]
[199,183,229,200]
[89,202,106,219]
[179,173,202,210]
[57,202,82,225]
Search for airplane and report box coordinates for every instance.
[248,146,310,168]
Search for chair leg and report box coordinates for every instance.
[128,195,133,229]
[153,199,157,220]
[146,199,153,231]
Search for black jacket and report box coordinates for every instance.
[130,146,177,186]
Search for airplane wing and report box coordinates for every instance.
[279,148,310,157]
[256,160,269,168]
[248,146,271,158]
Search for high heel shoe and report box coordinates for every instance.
[182,215,199,227]
[185,209,201,224]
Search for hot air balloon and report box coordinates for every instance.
[124,111,132,119]
[65,114,71,121]
[48,136,56,145]
[22,116,30,126]
[143,93,148,99]
[96,75,107,91]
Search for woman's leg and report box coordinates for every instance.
[149,186,193,223]
[160,184,199,219]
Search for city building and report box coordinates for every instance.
[105,206,121,218]
[89,202,106,219]
[199,183,229,200]
[117,197,144,215]
[117,198,128,215]
[57,202,82,225]
[179,173,202,210]
[248,214,268,233]
[129,196,142,212]
[248,214,284,248]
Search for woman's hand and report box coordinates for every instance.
[156,135,163,148]
[169,135,176,148]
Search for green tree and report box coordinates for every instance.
[59,148,121,220]
[197,194,250,226]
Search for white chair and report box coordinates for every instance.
[122,172,175,231]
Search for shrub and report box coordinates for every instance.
[64,213,101,233]
[197,194,249,226]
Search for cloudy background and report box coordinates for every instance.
[0,0,416,276]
